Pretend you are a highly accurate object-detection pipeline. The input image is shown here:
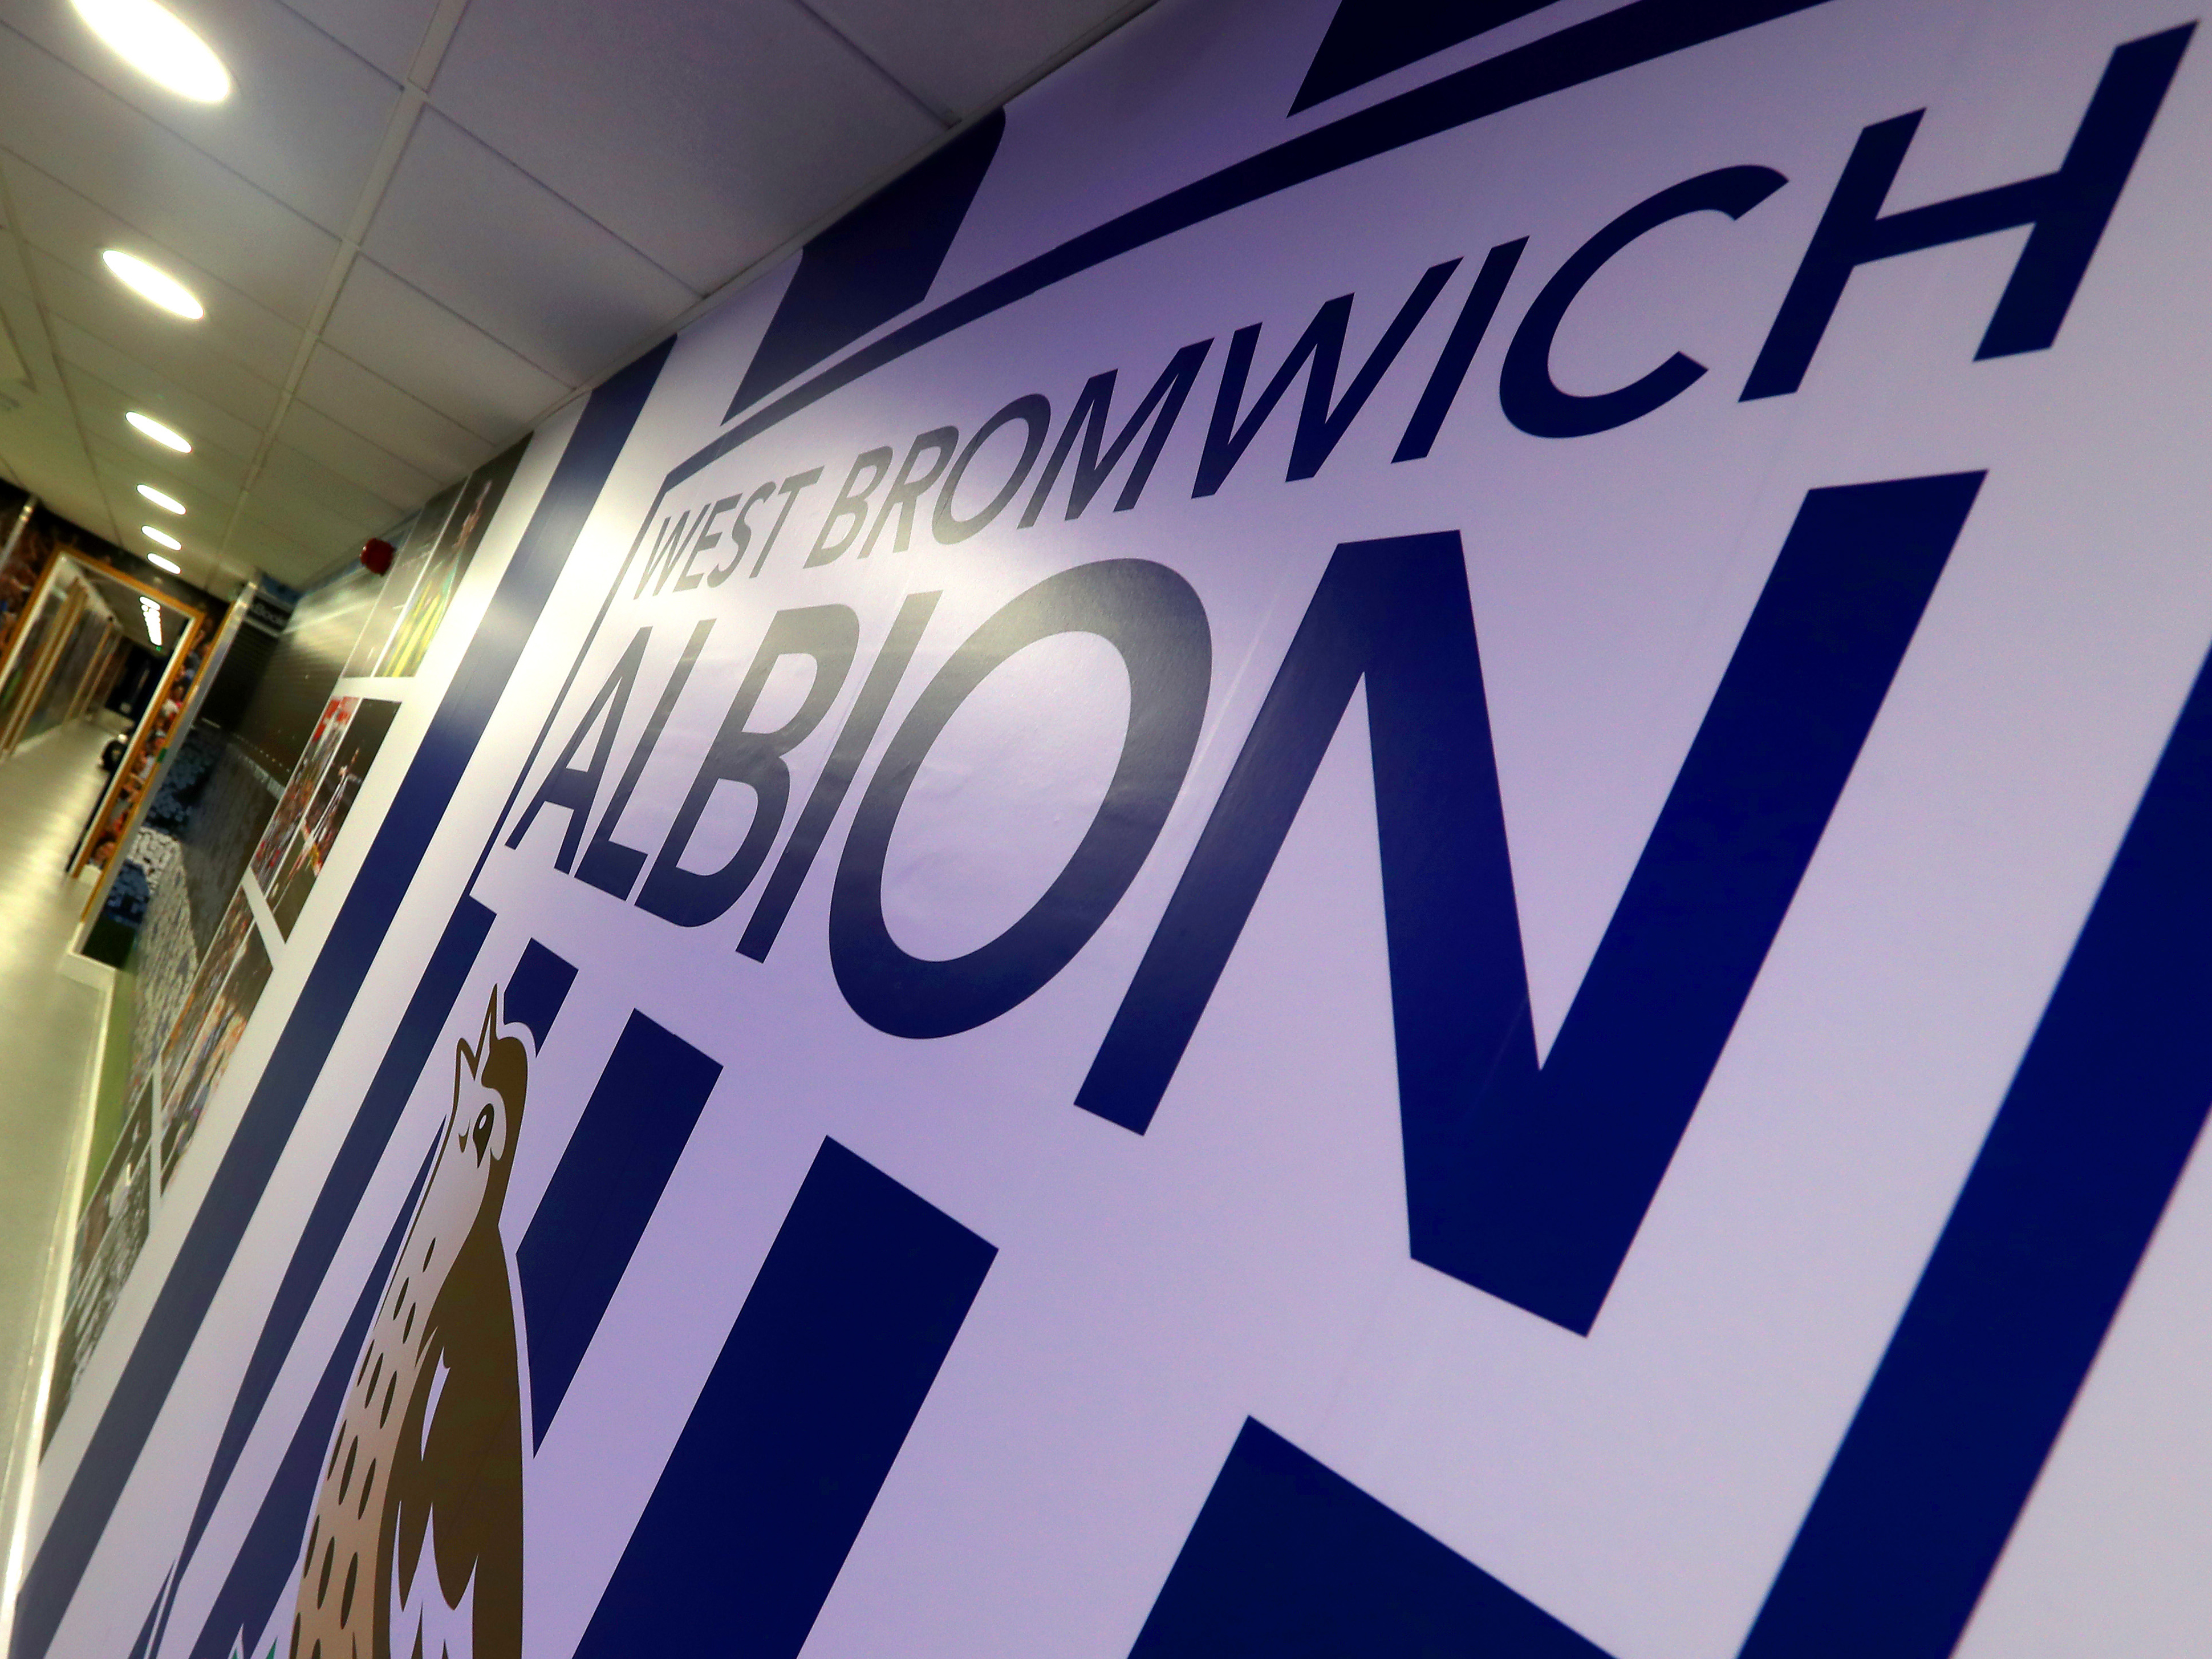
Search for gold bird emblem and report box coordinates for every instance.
[289,986,528,1659]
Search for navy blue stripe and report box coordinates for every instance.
[669,0,1839,491]
[1078,478,1974,1334]
[13,340,672,1659]
[517,1012,723,1441]
[728,113,1006,419]
[1742,636,2212,1653]
[1435,473,1977,1332]
[180,1137,439,1659]
[1131,1419,1610,1657]
[502,940,578,1051]
[120,1576,165,1659]
[1293,0,1569,114]
[573,1139,994,1659]
[1114,471,2212,1657]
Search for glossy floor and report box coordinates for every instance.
[0,717,122,1621]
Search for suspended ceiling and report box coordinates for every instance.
[0,0,1151,594]
[76,561,185,652]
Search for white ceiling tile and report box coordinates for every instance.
[36,259,291,423]
[294,343,492,481]
[274,397,435,509]
[362,109,696,383]
[0,227,34,297]
[0,303,25,383]
[0,303,59,402]
[86,436,239,519]
[62,358,261,472]
[86,424,251,498]
[322,256,567,440]
[255,437,408,536]
[238,518,372,585]
[225,513,325,585]
[248,486,388,558]
[0,416,109,536]
[0,402,90,480]
[237,544,331,589]
[0,381,85,451]
[0,2,400,232]
[18,232,302,393]
[46,306,281,435]
[50,328,269,456]
[431,0,943,292]
[0,112,335,325]
[30,486,118,542]
[221,516,290,561]
[238,496,374,575]
[278,0,440,81]
[809,0,1136,116]
[108,522,191,574]
[0,273,49,391]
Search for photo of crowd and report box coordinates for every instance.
[155,891,273,1189]
[261,699,398,935]
[249,695,359,896]
[45,1084,153,1445]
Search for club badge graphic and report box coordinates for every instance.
[22,11,2212,1659]
[289,989,529,1659]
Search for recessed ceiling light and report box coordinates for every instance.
[142,524,181,550]
[140,594,164,647]
[137,483,185,514]
[70,0,232,103]
[103,249,204,319]
[126,411,190,452]
[147,552,182,574]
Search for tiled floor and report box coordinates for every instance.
[0,717,123,1610]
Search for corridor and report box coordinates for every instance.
[0,717,123,1609]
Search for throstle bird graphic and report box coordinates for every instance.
[290,988,529,1659]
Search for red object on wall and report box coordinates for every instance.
[360,538,395,575]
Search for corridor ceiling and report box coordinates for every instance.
[78,560,183,651]
[0,0,1150,594]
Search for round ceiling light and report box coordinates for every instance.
[126,411,190,452]
[142,524,181,550]
[70,0,232,103]
[103,249,204,319]
[147,552,182,574]
[137,482,185,513]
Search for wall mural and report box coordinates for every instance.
[19,3,2212,1658]
[36,440,526,1496]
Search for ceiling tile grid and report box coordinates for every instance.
[0,0,1159,594]
[0,0,400,229]
[316,255,566,442]
[275,0,440,83]
[811,0,1141,117]
[274,395,437,510]
[360,107,699,385]
[0,84,339,321]
[293,342,493,481]
[424,0,945,292]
